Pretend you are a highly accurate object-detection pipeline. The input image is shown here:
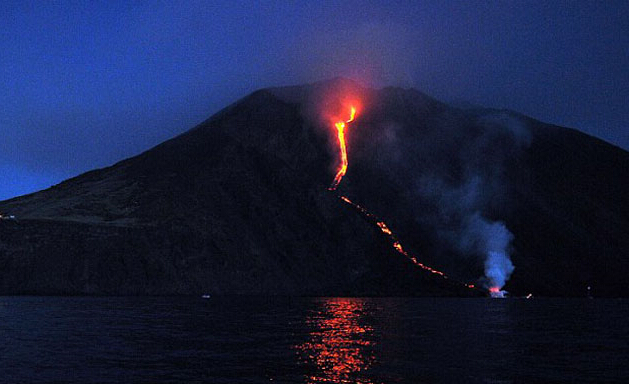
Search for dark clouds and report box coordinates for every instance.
[1,0,628,200]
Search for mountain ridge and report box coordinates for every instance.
[1,78,627,296]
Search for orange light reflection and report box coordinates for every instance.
[296,299,376,384]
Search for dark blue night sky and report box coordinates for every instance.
[1,1,628,200]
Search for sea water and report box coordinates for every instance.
[0,297,627,383]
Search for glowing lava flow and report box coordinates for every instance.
[340,196,453,280]
[329,107,356,191]
[329,106,476,292]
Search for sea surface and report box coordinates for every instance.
[0,297,627,383]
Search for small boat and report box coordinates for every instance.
[201,294,211,299]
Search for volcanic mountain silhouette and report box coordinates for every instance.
[1,78,627,296]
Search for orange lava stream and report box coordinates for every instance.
[329,107,356,191]
[339,195,471,284]
[330,107,476,291]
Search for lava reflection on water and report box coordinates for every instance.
[296,298,377,384]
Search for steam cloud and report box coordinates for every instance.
[408,111,530,291]
[461,212,515,289]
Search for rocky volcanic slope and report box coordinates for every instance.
[1,79,627,296]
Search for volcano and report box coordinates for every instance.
[1,78,627,297]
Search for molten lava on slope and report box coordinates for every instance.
[327,105,477,292]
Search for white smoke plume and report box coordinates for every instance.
[406,111,529,293]
[460,212,515,289]
[486,251,515,289]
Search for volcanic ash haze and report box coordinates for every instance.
[0,78,628,297]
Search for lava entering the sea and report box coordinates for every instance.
[489,286,507,298]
